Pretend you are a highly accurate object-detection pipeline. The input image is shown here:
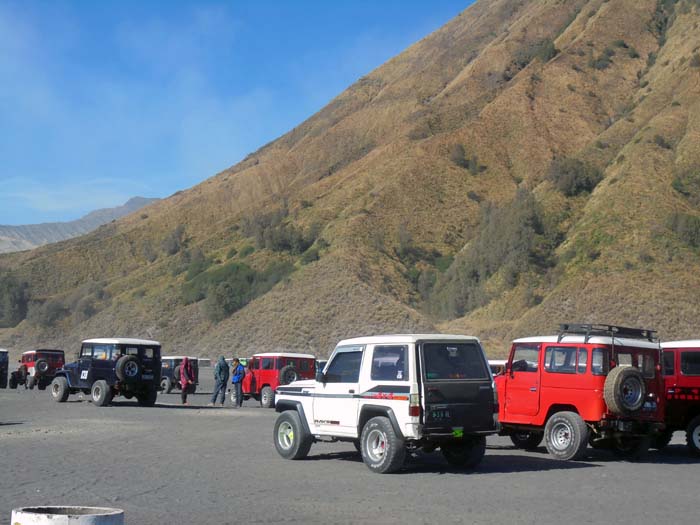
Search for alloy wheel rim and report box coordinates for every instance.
[93,385,101,401]
[550,421,573,450]
[278,421,294,449]
[52,382,60,397]
[366,429,387,462]
[693,426,700,449]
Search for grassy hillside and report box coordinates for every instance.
[2,0,700,361]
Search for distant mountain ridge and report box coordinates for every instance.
[0,197,159,253]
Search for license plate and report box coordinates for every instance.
[431,410,450,420]
[142,374,153,380]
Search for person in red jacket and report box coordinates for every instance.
[180,357,195,406]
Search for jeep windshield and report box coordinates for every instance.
[422,342,489,380]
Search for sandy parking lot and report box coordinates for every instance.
[1,376,698,524]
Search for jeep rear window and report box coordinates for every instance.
[681,352,700,376]
[615,350,655,379]
[423,342,488,380]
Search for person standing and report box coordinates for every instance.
[208,356,229,406]
[231,358,245,408]
[180,357,195,406]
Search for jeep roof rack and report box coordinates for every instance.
[557,324,657,343]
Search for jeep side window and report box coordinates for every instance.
[251,358,259,370]
[142,348,154,359]
[262,358,274,370]
[663,352,675,375]
[325,351,362,383]
[511,344,539,373]
[591,348,609,375]
[80,346,92,358]
[93,345,111,360]
[680,352,700,376]
[544,346,576,374]
[371,345,408,381]
[125,347,138,356]
[577,348,587,373]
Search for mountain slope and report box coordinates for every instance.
[0,197,159,254]
[1,0,700,360]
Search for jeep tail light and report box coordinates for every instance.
[409,393,420,417]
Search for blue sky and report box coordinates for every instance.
[0,0,471,225]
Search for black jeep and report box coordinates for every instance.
[160,356,199,394]
[50,338,161,407]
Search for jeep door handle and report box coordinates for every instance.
[529,387,537,392]
[348,389,355,394]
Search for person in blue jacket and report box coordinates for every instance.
[230,358,245,408]
[208,356,229,406]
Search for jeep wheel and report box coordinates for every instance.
[442,436,486,469]
[91,380,113,407]
[612,435,650,461]
[51,376,70,402]
[9,374,17,389]
[137,389,158,407]
[278,365,298,385]
[652,431,673,450]
[35,359,49,376]
[686,416,700,456]
[27,376,36,390]
[260,386,275,408]
[604,366,645,415]
[173,366,182,388]
[544,411,589,461]
[510,431,544,450]
[360,416,406,474]
[116,355,141,382]
[160,377,172,394]
[273,411,312,460]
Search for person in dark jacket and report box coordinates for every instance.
[208,356,229,406]
[180,357,195,405]
[231,358,245,408]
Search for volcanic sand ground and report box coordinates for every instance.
[1,373,698,524]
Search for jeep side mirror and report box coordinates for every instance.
[315,371,325,383]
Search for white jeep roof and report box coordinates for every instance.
[252,352,316,359]
[661,340,700,349]
[337,334,481,346]
[22,349,64,355]
[82,338,161,346]
[161,355,199,360]
[0,348,8,353]
[513,335,660,349]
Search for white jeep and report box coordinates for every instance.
[273,334,498,473]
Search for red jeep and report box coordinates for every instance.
[495,324,665,460]
[660,340,700,455]
[9,349,65,390]
[235,352,316,408]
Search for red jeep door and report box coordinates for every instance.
[504,343,541,418]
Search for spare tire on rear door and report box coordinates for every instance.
[604,366,646,415]
[116,355,141,382]
[279,365,298,385]
[34,359,49,376]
